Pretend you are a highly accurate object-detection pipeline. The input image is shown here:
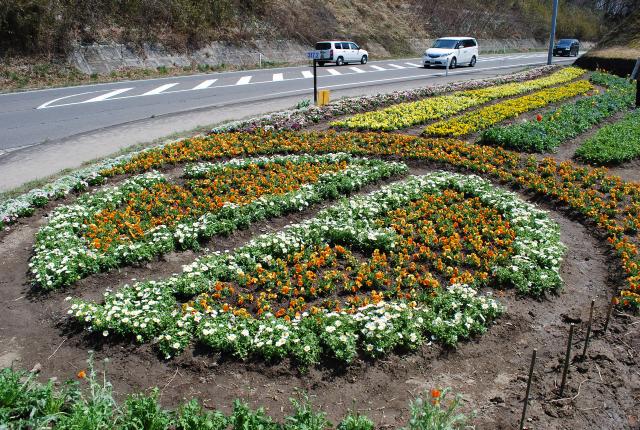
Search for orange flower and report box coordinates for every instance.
[77,370,87,379]
[431,388,441,399]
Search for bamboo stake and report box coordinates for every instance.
[519,348,537,430]
[581,299,595,359]
[559,323,574,397]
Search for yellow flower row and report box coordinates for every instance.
[423,79,594,137]
[330,67,586,131]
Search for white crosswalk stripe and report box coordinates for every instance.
[272,73,284,81]
[192,79,217,90]
[387,64,405,69]
[405,62,421,67]
[349,67,366,73]
[326,68,341,75]
[369,65,386,71]
[236,76,252,85]
[301,70,313,78]
[83,88,133,103]
[142,83,178,96]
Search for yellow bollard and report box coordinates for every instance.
[317,89,330,106]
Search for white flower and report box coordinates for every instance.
[325,325,336,333]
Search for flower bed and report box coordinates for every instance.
[479,72,636,152]
[330,67,586,131]
[92,130,640,310]
[210,66,559,134]
[423,79,594,137]
[31,154,406,289]
[575,109,640,165]
[68,172,563,363]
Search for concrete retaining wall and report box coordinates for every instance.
[69,38,589,75]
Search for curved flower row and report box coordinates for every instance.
[479,72,636,152]
[31,153,407,289]
[68,172,563,364]
[575,109,640,165]
[210,65,560,134]
[330,67,586,131]
[423,79,594,137]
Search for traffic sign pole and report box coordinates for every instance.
[313,59,318,104]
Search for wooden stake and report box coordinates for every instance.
[559,323,574,397]
[581,299,595,359]
[602,296,615,335]
[519,348,537,430]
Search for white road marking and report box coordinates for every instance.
[369,65,386,71]
[83,88,133,103]
[142,83,178,96]
[273,73,284,81]
[236,76,252,85]
[387,64,405,69]
[38,55,578,109]
[405,62,421,67]
[192,79,217,90]
[326,68,341,75]
[349,67,366,73]
[301,71,313,78]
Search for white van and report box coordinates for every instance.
[422,37,478,68]
[314,41,369,66]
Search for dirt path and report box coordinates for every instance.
[0,163,637,429]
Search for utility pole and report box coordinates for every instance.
[547,0,559,65]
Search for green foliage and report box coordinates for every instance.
[404,389,471,430]
[174,399,228,430]
[284,395,331,430]
[117,389,172,430]
[575,109,640,165]
[1,361,476,429]
[337,411,374,430]
[0,367,74,429]
[229,400,281,430]
[479,72,635,153]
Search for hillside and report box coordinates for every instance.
[2,0,604,57]
[575,8,640,76]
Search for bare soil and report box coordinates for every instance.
[1,161,638,429]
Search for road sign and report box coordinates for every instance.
[307,50,331,60]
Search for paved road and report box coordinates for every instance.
[0,52,579,153]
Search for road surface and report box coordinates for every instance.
[0,52,579,153]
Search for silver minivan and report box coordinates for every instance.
[314,41,369,66]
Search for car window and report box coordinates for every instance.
[315,42,331,50]
[466,39,476,47]
[338,43,347,49]
[349,43,359,50]
[432,39,458,49]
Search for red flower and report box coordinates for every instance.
[536,114,543,122]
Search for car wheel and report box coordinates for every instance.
[336,57,344,66]
[360,55,368,64]
[469,56,476,67]
[424,64,431,68]
[449,57,457,69]
[318,61,325,67]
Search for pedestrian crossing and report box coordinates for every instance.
[38,52,556,109]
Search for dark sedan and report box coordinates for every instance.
[553,39,580,57]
